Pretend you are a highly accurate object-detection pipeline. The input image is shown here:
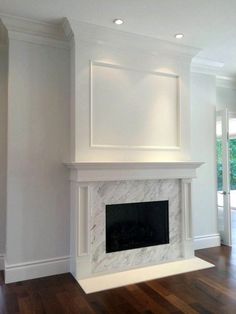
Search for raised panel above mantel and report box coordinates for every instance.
[65,161,204,182]
[91,61,180,150]
[65,19,198,162]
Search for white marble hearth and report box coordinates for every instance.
[79,257,214,294]
[66,161,213,293]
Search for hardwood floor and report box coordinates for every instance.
[1,246,236,313]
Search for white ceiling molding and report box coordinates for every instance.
[216,76,236,90]
[191,57,236,87]
[192,56,224,69]
[0,14,69,48]
[191,56,224,76]
[62,18,73,41]
[0,20,8,46]
[191,56,236,88]
[64,18,200,59]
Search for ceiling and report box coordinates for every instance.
[1,0,236,77]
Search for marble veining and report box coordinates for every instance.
[90,179,182,273]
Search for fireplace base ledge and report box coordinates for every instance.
[78,257,214,294]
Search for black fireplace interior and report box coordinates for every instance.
[106,200,169,253]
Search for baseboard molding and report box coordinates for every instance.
[0,254,5,270]
[194,233,221,250]
[5,256,70,283]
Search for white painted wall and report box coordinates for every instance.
[191,72,220,249]
[0,45,8,266]
[0,15,222,283]
[5,37,70,279]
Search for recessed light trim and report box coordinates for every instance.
[175,33,184,39]
[113,19,124,25]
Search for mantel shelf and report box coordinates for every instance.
[65,161,204,182]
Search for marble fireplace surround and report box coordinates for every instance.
[66,161,214,292]
[66,161,214,293]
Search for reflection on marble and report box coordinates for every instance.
[90,179,182,274]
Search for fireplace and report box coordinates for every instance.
[106,200,169,253]
[66,161,204,285]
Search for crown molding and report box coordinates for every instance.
[0,20,8,46]
[216,75,236,89]
[0,14,69,48]
[192,56,224,68]
[191,56,224,76]
[65,18,200,59]
[191,57,236,87]
[62,18,73,41]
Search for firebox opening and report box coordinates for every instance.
[106,200,169,253]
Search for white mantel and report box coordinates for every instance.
[65,161,203,182]
[66,160,206,292]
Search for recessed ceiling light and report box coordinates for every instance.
[175,33,184,39]
[113,19,124,25]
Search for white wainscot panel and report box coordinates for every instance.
[91,62,180,150]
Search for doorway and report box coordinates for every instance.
[216,109,236,246]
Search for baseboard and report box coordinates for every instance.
[0,254,5,270]
[194,233,221,250]
[5,256,70,283]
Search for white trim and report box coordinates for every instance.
[66,18,200,59]
[65,161,204,169]
[89,60,181,151]
[191,56,224,76]
[77,186,90,256]
[194,233,221,250]
[7,31,69,49]
[62,18,74,41]
[192,57,224,69]
[5,256,70,283]
[191,64,219,76]
[216,76,236,90]
[181,179,194,258]
[89,144,180,150]
[0,14,65,39]
[0,14,69,49]
[191,61,236,82]
[91,60,179,78]
[79,257,214,293]
[0,254,4,270]
[65,161,204,182]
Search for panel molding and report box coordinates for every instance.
[90,60,181,150]
[77,185,90,257]
[181,179,194,258]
